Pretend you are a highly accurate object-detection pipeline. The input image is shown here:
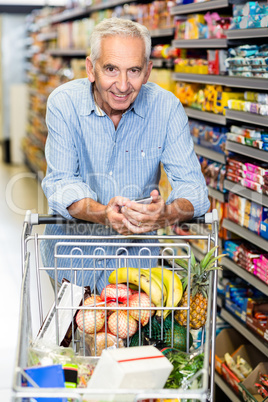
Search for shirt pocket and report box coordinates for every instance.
[123,146,162,161]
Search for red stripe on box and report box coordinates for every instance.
[117,355,165,363]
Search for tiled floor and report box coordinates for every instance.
[0,153,50,401]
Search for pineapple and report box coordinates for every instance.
[174,245,224,330]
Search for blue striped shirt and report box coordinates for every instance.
[41,79,209,291]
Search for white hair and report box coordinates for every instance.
[89,18,151,68]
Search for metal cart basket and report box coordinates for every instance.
[13,209,219,402]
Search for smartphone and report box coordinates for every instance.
[134,196,153,204]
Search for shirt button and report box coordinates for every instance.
[98,261,101,265]
[105,225,109,229]
[109,171,113,175]
[141,152,145,157]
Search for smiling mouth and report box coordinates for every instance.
[112,93,129,98]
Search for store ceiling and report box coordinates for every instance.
[0,0,67,13]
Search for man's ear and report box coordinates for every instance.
[143,61,153,84]
[86,56,95,83]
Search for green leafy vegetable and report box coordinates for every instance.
[164,349,204,390]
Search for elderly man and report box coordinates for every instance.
[41,18,209,291]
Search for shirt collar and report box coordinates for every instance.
[79,79,145,119]
[131,87,145,119]
[80,80,102,116]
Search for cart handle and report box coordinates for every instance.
[24,209,218,226]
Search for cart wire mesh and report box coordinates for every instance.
[13,209,219,402]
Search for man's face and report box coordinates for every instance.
[86,36,152,115]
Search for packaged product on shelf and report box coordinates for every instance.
[225,44,268,78]
[224,353,252,380]
[204,12,230,39]
[253,254,268,284]
[188,119,201,144]
[188,118,228,153]
[242,170,266,185]
[174,56,209,74]
[199,124,228,154]
[151,44,177,59]
[174,16,187,39]
[228,44,261,58]
[174,82,201,107]
[237,100,268,116]
[207,50,228,75]
[231,1,268,29]
[241,179,262,194]
[198,156,226,192]
[184,14,206,39]
[260,220,268,240]
[149,68,175,92]
[214,89,244,115]
[222,343,266,395]
[246,300,268,342]
[215,328,248,375]
[175,82,244,115]
[72,18,93,50]
[245,161,268,176]
[238,1,267,17]
[230,14,268,30]
[244,92,268,105]
[211,197,228,238]
[227,125,268,152]
[239,363,268,401]
[224,282,265,336]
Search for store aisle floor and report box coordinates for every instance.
[0,153,48,401]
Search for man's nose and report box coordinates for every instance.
[117,72,129,92]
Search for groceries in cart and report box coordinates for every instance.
[20,243,224,398]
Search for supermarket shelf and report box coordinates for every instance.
[37,32,57,42]
[47,49,87,57]
[185,107,227,125]
[227,27,268,40]
[221,308,268,356]
[225,110,268,128]
[171,0,229,15]
[194,144,226,164]
[49,7,90,23]
[172,38,227,48]
[150,28,174,38]
[222,219,268,252]
[208,187,226,203]
[225,140,268,162]
[224,179,268,208]
[151,59,173,68]
[172,73,268,90]
[222,257,268,296]
[90,0,136,12]
[184,107,227,125]
[215,372,241,402]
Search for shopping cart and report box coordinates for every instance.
[13,209,219,402]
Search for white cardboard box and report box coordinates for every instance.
[87,345,173,402]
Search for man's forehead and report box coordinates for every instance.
[97,36,146,66]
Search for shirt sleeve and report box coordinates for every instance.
[161,100,210,218]
[41,92,98,219]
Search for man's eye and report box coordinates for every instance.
[105,67,117,75]
[131,69,140,74]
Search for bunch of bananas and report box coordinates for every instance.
[108,267,183,320]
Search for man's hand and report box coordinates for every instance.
[121,189,194,234]
[105,196,133,235]
[121,189,166,233]
[68,191,194,235]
